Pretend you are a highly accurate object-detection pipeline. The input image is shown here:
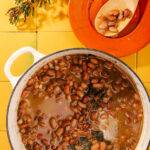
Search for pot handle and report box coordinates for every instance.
[4,46,45,87]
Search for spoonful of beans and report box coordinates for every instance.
[94,0,139,37]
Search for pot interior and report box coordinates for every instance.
[7,48,150,150]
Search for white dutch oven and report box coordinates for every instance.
[4,47,150,150]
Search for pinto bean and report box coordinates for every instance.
[91,78,99,84]
[83,72,89,81]
[70,100,78,107]
[109,9,120,16]
[109,26,118,32]
[88,63,95,69]
[100,142,106,150]
[108,21,116,27]
[81,82,87,89]
[93,83,103,89]
[91,142,99,150]
[43,64,49,70]
[100,113,108,119]
[104,61,113,70]
[41,138,49,146]
[134,93,140,100]
[56,127,64,137]
[22,90,30,98]
[20,128,26,135]
[124,9,132,18]
[99,29,105,35]
[78,101,86,108]
[33,143,41,150]
[72,132,78,138]
[77,90,84,98]
[47,70,55,78]
[118,10,124,20]
[42,76,50,82]
[79,116,84,122]
[17,119,23,125]
[39,121,46,127]
[37,133,43,139]
[63,136,70,142]
[64,84,70,95]
[106,15,117,21]
[82,96,89,103]
[99,21,108,30]
[91,111,98,121]
[90,58,99,64]
[103,96,110,103]
[50,138,57,146]
[122,80,129,88]
[65,125,71,132]
[27,78,34,86]
[71,119,77,128]
[49,117,58,129]
[71,107,78,113]
[71,94,80,101]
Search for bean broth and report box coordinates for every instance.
[17,54,143,150]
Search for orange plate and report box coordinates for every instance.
[68,0,150,57]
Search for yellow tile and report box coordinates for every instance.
[121,53,137,72]
[11,53,34,76]
[0,32,36,81]
[37,32,84,54]
[0,131,11,150]
[0,82,12,130]
[0,1,17,31]
[137,44,150,82]
[37,0,71,31]
[144,83,150,96]
[0,1,36,31]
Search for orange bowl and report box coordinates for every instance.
[69,0,150,57]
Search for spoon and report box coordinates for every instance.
[94,0,139,37]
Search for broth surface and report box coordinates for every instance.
[17,54,143,150]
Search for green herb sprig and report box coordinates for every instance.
[7,0,51,25]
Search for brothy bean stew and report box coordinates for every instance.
[17,54,143,150]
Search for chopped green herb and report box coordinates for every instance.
[79,137,89,143]
[91,130,104,141]
[79,137,91,150]
[87,85,99,96]
[86,84,106,110]
[97,89,106,100]
[69,144,76,150]
[91,99,100,110]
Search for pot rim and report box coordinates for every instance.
[6,47,150,150]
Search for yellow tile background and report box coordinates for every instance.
[37,32,84,53]
[0,32,36,81]
[0,0,149,149]
[0,131,11,150]
[0,1,36,31]
[0,82,11,131]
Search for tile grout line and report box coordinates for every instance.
[135,52,138,73]
[0,130,7,132]
[36,31,38,51]
[33,30,73,32]
[36,5,38,52]
[0,31,37,33]
[0,31,73,33]
[0,81,10,82]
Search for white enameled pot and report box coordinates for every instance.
[4,47,150,150]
